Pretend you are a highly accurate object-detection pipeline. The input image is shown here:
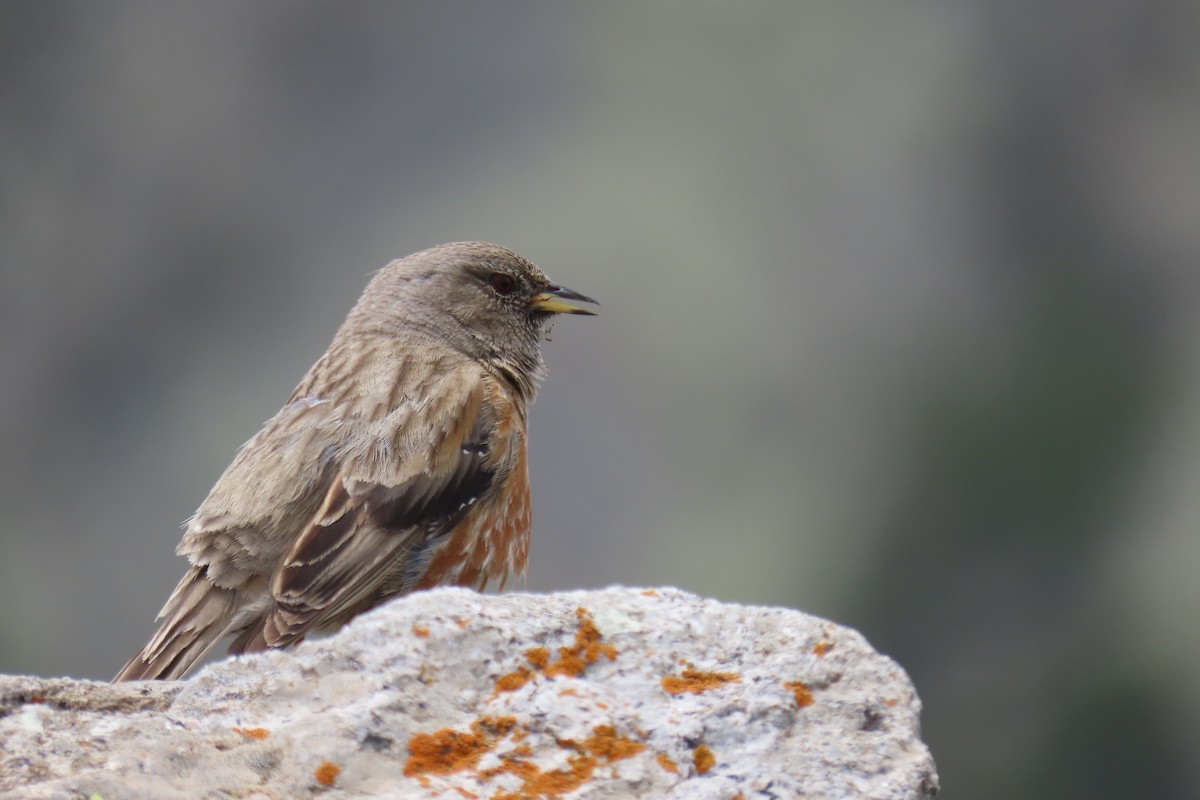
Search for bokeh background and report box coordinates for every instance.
[3,2,1199,796]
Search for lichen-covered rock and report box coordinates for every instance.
[0,587,938,799]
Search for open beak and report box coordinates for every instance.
[528,284,599,316]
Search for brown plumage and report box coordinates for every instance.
[114,242,596,681]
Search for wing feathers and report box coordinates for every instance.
[240,378,498,650]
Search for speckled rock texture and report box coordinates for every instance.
[0,587,938,799]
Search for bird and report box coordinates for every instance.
[113,242,597,681]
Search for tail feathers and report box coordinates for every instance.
[113,566,243,682]
[227,602,312,654]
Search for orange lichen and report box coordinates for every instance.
[232,727,270,740]
[404,729,491,776]
[494,667,533,695]
[412,624,430,638]
[812,640,833,657]
[495,646,559,695]
[640,589,659,597]
[582,725,645,762]
[407,717,645,800]
[543,608,618,678]
[785,680,814,708]
[693,744,715,775]
[662,668,740,695]
[453,788,479,799]
[494,611,616,696]
[491,724,642,800]
[491,754,594,800]
[525,647,551,669]
[656,753,679,774]
[314,760,340,787]
[405,717,518,778]
[406,612,635,797]
[456,617,471,628]
[475,716,518,737]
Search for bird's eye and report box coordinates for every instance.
[489,272,517,296]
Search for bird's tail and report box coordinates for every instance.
[113,565,242,681]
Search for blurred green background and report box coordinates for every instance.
[3,2,1199,796]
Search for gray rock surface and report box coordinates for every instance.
[0,587,938,799]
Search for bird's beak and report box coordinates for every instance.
[529,285,599,316]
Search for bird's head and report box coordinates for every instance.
[349,242,598,392]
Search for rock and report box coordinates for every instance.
[0,587,938,799]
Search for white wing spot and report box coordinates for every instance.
[285,397,331,412]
